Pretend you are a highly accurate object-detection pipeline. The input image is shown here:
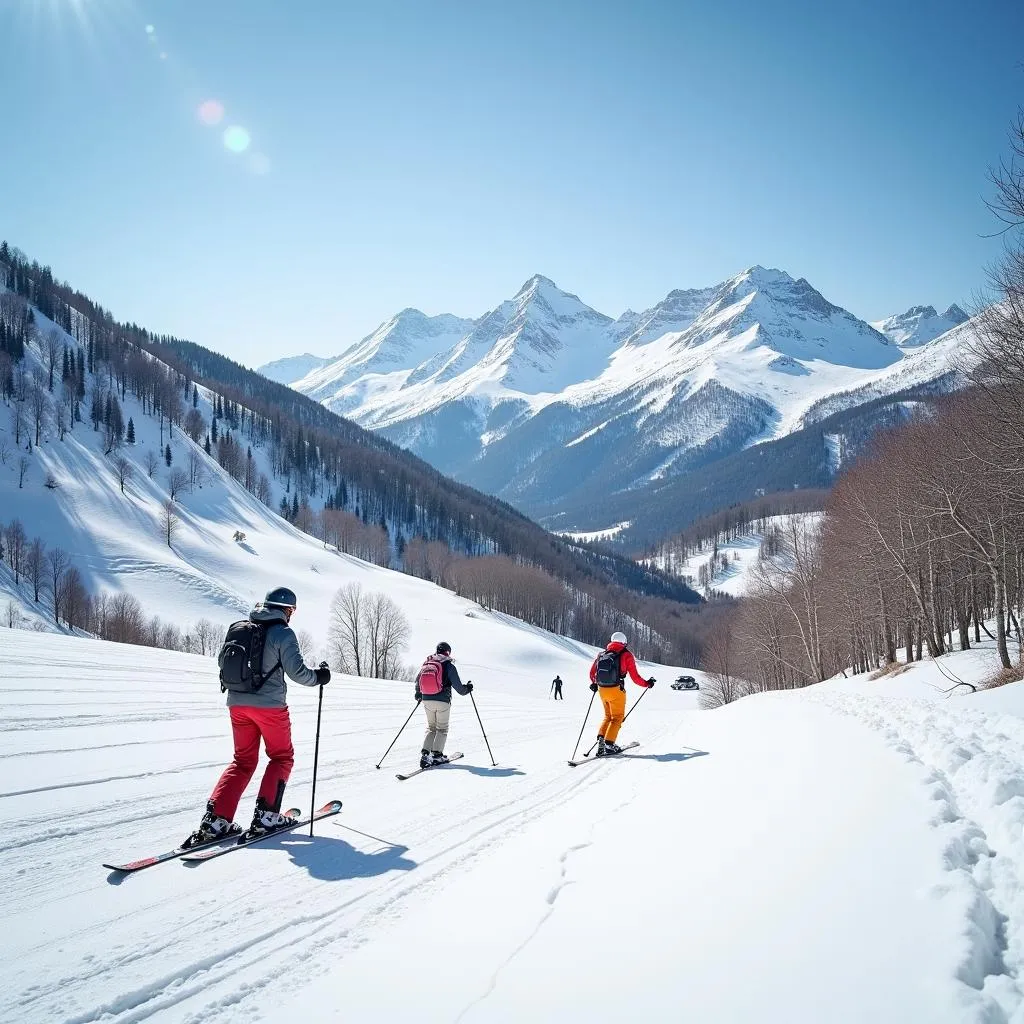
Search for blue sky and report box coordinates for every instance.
[1,0,1022,365]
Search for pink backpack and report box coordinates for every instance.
[417,654,446,696]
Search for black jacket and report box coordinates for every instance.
[415,656,470,704]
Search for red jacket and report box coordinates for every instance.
[589,642,651,687]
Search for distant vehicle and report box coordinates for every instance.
[671,675,699,690]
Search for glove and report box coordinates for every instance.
[646,677,656,688]
[415,692,422,702]
[590,682,599,692]
[464,682,474,692]
[315,665,331,685]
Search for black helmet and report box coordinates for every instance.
[436,641,451,656]
[264,586,297,609]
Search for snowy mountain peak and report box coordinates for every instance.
[872,303,970,348]
[259,352,330,385]
[509,275,611,327]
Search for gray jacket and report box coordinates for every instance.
[224,605,319,708]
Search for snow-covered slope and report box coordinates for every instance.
[5,630,1023,1022]
[258,352,330,385]
[872,303,969,348]
[0,304,598,665]
[650,512,824,598]
[286,268,972,520]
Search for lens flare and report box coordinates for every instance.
[198,100,225,126]
[145,24,155,35]
[223,126,251,153]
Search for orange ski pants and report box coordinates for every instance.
[598,686,627,743]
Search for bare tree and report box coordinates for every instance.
[183,407,206,443]
[25,537,47,603]
[29,380,46,446]
[168,467,189,501]
[17,455,29,489]
[328,582,365,676]
[186,448,207,491]
[44,328,61,392]
[61,567,90,630]
[363,591,410,678]
[3,520,27,583]
[193,618,220,656]
[6,601,25,629]
[48,547,70,624]
[144,449,160,478]
[160,500,180,548]
[114,456,133,495]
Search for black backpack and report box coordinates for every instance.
[595,649,622,686]
[218,620,281,694]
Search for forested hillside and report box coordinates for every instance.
[0,243,712,662]
[696,114,1024,704]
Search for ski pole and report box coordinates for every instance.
[570,688,596,763]
[375,702,419,769]
[469,689,497,766]
[309,680,325,838]
[584,684,652,758]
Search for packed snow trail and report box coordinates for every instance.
[3,630,1021,1023]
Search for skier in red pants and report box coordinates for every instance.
[184,586,330,847]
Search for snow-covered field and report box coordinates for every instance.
[5,628,1024,1023]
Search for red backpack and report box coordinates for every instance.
[417,654,447,696]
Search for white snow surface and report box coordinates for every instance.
[5,633,1024,1022]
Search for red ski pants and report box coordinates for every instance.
[210,706,294,819]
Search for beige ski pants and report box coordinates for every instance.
[421,699,451,752]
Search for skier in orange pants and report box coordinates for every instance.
[589,631,654,755]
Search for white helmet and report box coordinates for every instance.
[610,631,628,645]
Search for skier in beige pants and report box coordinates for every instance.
[414,641,473,769]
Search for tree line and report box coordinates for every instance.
[1,515,226,655]
[0,241,715,665]
[700,109,1024,705]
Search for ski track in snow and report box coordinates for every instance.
[817,691,1024,1020]
[4,663,682,1024]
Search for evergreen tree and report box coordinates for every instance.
[192,384,199,409]
[164,443,172,467]
[291,491,299,520]
[210,417,218,444]
[204,434,211,455]
[126,417,135,444]
[279,495,291,520]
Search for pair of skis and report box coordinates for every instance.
[568,740,639,767]
[396,751,464,781]
[102,799,343,874]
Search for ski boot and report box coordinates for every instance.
[430,751,450,765]
[595,736,608,757]
[249,798,298,837]
[420,749,433,769]
[604,740,623,756]
[182,800,241,849]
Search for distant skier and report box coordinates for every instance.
[551,675,563,699]
[415,641,472,769]
[184,586,330,847]
[589,631,654,756]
